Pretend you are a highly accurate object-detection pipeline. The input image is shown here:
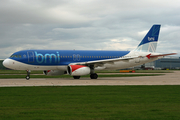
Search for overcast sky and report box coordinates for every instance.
[1,0,180,58]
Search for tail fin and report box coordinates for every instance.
[134,24,161,52]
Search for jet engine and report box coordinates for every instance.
[67,65,90,76]
[43,70,66,76]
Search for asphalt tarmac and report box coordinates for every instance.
[0,71,180,87]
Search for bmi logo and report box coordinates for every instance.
[148,37,155,41]
[35,51,60,63]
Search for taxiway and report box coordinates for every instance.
[0,71,180,87]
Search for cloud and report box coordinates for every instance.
[0,0,180,58]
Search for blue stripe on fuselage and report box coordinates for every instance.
[9,50,130,66]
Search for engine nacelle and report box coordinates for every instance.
[43,70,66,76]
[67,65,90,76]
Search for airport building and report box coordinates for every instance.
[145,57,180,70]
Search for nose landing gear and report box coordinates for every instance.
[26,70,31,80]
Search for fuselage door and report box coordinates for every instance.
[27,51,34,63]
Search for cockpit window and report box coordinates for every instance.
[10,54,22,58]
[10,55,14,58]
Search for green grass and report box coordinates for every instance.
[0,74,163,79]
[0,86,180,120]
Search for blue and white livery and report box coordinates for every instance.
[3,25,176,80]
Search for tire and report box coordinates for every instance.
[90,73,98,79]
[26,76,30,80]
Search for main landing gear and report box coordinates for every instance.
[89,65,98,79]
[26,70,31,80]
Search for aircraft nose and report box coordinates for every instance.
[3,59,10,68]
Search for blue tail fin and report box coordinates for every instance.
[135,25,161,52]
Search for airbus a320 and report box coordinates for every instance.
[3,25,176,80]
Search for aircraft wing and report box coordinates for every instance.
[71,56,140,67]
[71,53,177,68]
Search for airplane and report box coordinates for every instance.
[3,24,176,80]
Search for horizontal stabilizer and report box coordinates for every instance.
[146,53,177,59]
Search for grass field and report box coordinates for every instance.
[0,86,180,120]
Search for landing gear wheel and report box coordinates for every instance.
[90,73,98,79]
[73,76,81,79]
[26,76,30,80]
